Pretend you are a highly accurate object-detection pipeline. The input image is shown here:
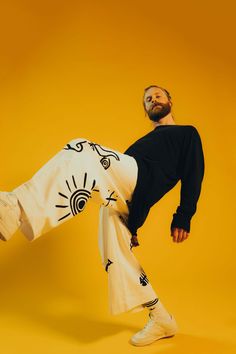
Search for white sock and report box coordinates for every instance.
[143,298,172,320]
[143,298,159,311]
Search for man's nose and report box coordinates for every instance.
[151,98,157,104]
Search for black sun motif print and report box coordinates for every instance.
[55,173,99,221]
[63,140,88,153]
[139,270,149,286]
[88,142,120,169]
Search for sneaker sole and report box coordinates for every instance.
[129,314,178,347]
[129,332,177,346]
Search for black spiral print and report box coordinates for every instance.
[88,142,120,169]
[63,139,120,171]
[100,156,110,169]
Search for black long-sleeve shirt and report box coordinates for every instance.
[123,124,205,236]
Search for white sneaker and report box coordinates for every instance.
[129,311,178,346]
[0,192,22,241]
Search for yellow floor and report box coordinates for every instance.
[0,276,235,354]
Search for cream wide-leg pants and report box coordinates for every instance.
[13,137,158,315]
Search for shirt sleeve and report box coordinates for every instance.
[170,126,205,232]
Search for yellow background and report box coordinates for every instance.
[0,0,235,353]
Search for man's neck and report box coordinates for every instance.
[152,113,176,129]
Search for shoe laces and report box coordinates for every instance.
[140,312,157,332]
[142,311,173,331]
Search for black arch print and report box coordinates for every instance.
[88,142,120,169]
[55,173,99,221]
[63,140,88,153]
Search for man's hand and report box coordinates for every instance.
[171,227,189,243]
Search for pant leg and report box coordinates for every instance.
[12,136,158,315]
[98,206,158,316]
[96,150,159,316]
[12,137,133,241]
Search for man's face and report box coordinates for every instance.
[143,87,172,122]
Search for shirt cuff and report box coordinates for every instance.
[170,212,191,233]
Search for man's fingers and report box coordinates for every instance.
[171,228,178,242]
[171,228,190,242]
[177,229,183,242]
[183,231,189,241]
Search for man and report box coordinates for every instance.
[0,85,204,346]
[120,85,204,345]
[126,85,201,247]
